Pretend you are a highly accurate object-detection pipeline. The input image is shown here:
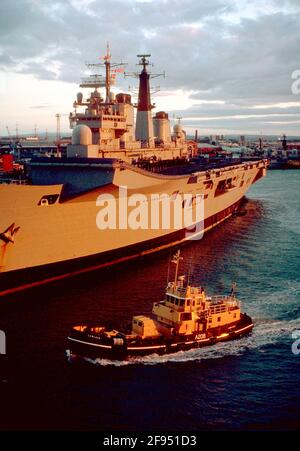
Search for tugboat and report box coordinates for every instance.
[67,251,253,360]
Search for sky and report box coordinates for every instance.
[0,0,300,137]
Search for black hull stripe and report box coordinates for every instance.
[67,324,253,356]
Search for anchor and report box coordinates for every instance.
[0,223,20,244]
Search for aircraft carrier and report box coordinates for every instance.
[0,46,268,296]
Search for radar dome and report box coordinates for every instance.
[173,123,182,133]
[72,124,92,145]
[76,92,83,104]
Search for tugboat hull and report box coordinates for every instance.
[67,314,253,361]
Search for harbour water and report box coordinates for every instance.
[0,169,300,431]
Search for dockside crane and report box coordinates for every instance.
[55,113,70,156]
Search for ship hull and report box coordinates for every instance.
[0,197,242,296]
[0,160,268,296]
[67,314,253,361]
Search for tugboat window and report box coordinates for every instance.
[181,313,192,321]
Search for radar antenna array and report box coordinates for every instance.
[124,53,165,80]
[84,42,127,101]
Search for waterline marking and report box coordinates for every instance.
[96,186,205,240]
[0,329,6,354]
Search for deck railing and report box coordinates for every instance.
[210,295,240,307]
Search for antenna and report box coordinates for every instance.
[166,249,172,284]
[5,126,10,140]
[125,54,165,80]
[186,254,194,287]
[171,250,183,284]
[187,264,191,287]
[85,43,127,101]
[231,282,237,297]
[124,55,165,117]
[55,113,61,142]
[136,54,152,71]
[150,85,161,95]
[80,73,106,89]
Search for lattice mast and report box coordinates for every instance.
[84,43,127,102]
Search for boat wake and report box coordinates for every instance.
[66,317,300,367]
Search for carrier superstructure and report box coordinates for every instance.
[67,46,187,161]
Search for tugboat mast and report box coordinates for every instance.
[171,250,183,284]
[231,282,237,297]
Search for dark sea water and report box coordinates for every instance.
[0,169,300,431]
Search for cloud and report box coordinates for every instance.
[29,105,52,109]
[0,0,300,134]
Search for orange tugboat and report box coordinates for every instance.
[67,251,253,360]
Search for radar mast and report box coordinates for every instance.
[85,43,127,102]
